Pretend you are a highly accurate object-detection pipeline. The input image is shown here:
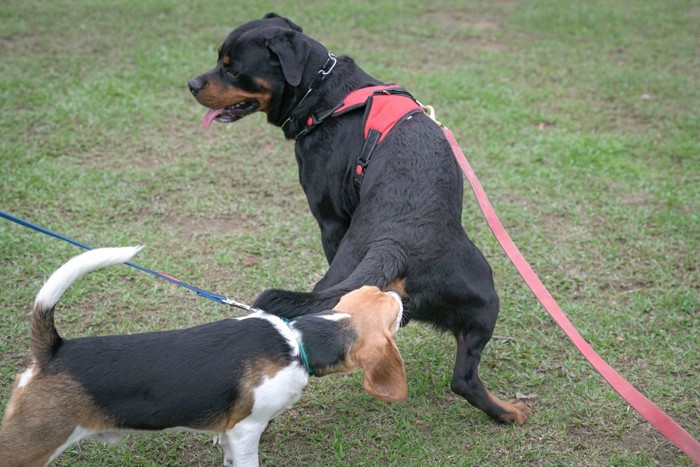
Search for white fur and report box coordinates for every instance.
[221,364,307,466]
[317,312,351,322]
[17,367,34,388]
[95,432,124,445]
[386,290,403,333]
[217,312,310,466]
[34,246,143,311]
[234,312,309,374]
[258,313,311,377]
[47,426,97,464]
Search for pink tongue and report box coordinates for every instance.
[202,108,224,129]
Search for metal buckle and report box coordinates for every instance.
[318,52,337,77]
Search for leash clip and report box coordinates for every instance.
[221,297,264,314]
[423,104,443,128]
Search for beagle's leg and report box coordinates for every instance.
[95,432,124,445]
[222,419,268,467]
[217,432,233,466]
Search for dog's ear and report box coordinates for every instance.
[262,13,303,32]
[357,330,408,402]
[267,31,310,87]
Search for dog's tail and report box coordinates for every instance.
[31,246,143,365]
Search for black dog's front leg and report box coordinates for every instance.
[254,240,409,319]
[253,288,344,318]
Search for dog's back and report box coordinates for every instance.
[0,247,306,466]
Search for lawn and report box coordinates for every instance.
[1,0,698,465]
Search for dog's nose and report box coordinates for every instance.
[188,78,204,95]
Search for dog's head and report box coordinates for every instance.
[333,285,408,403]
[189,13,324,128]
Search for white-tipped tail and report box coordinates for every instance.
[34,246,143,311]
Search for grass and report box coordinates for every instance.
[1,0,698,465]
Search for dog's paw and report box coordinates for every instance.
[503,398,532,425]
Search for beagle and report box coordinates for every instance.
[0,247,406,466]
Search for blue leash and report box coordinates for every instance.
[0,209,258,313]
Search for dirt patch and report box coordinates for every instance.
[423,11,501,34]
[0,32,43,55]
[374,10,514,71]
[619,422,683,465]
[161,215,241,239]
[421,10,510,50]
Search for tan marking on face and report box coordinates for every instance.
[192,75,273,114]
[222,55,230,65]
[386,278,407,298]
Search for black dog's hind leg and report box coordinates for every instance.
[450,327,532,424]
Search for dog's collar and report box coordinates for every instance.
[282,318,313,376]
[281,52,337,133]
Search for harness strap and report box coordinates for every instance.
[354,128,382,186]
[297,85,424,187]
[351,87,423,186]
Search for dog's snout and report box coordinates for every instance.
[188,77,205,95]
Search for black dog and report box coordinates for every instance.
[189,13,531,424]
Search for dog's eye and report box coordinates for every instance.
[226,68,239,77]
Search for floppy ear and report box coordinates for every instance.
[267,31,310,87]
[357,330,408,402]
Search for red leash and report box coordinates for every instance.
[442,125,700,462]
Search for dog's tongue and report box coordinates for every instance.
[202,108,224,129]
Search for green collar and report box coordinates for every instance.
[282,318,313,376]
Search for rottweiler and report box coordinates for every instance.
[189,13,531,425]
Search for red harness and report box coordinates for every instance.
[300,85,424,186]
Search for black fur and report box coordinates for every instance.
[45,318,291,430]
[291,312,357,376]
[190,13,528,424]
[42,312,359,430]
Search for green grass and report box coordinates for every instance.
[1,0,698,465]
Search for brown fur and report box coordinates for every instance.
[219,357,287,431]
[193,78,273,112]
[30,302,61,366]
[335,286,407,402]
[0,372,113,467]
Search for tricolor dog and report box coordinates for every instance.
[0,247,406,466]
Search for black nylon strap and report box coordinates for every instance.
[295,102,343,138]
[353,128,382,187]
